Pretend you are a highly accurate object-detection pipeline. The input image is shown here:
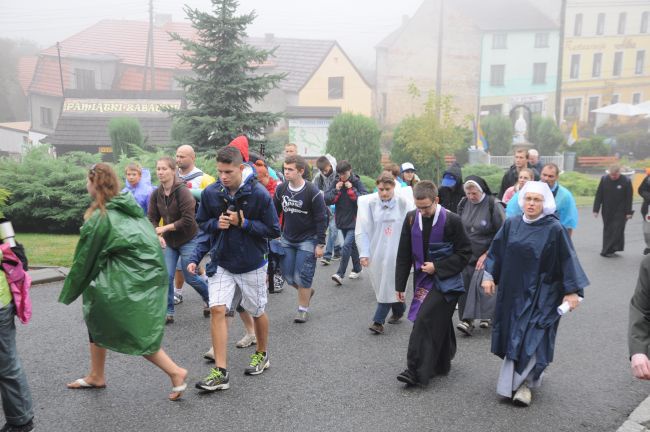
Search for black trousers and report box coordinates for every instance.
[406,288,458,385]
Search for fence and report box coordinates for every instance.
[487,154,564,170]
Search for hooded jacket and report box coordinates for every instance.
[229,135,250,162]
[313,154,338,192]
[324,172,368,229]
[59,193,168,355]
[148,177,198,249]
[438,163,464,214]
[121,168,153,215]
[191,166,281,274]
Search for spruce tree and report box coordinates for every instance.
[169,0,285,152]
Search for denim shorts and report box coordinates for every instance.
[277,237,317,288]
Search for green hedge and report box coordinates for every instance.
[558,171,599,196]
[0,147,99,233]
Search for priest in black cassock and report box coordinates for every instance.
[593,164,633,257]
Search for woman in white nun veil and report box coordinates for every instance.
[481,181,589,407]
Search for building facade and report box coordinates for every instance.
[25,20,371,157]
[561,0,650,123]
[376,0,558,127]
[480,29,559,117]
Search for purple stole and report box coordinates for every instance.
[407,209,446,322]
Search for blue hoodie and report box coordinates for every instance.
[190,166,280,274]
[121,168,153,215]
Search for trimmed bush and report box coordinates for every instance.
[327,113,382,178]
[0,147,99,233]
[558,171,599,197]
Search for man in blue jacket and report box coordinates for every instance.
[324,160,368,285]
[189,146,280,392]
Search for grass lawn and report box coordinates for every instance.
[17,233,79,267]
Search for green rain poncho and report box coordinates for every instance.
[59,193,167,355]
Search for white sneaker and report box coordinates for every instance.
[203,347,214,360]
[236,333,257,348]
[512,383,532,406]
[349,270,362,279]
[331,273,343,285]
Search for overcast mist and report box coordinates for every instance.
[0,0,561,70]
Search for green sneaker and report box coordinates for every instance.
[244,352,270,375]
[195,368,230,391]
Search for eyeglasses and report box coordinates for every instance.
[416,203,435,211]
[524,196,544,204]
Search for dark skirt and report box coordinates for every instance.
[407,288,459,385]
[602,215,627,254]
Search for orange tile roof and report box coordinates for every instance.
[117,65,176,90]
[41,19,192,70]
[29,56,72,97]
[16,56,38,96]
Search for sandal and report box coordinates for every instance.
[67,378,107,389]
[168,382,187,401]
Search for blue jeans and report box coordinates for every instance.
[164,236,209,315]
[324,217,341,259]
[278,237,317,288]
[373,302,406,325]
[0,303,33,426]
[336,228,361,277]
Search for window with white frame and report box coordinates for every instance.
[613,52,623,76]
[40,107,53,128]
[328,77,344,99]
[492,33,507,49]
[636,50,645,75]
[618,12,626,35]
[596,13,606,35]
[534,33,549,48]
[533,63,547,84]
[592,53,602,78]
[574,13,583,36]
[570,54,580,79]
[564,98,581,119]
[490,65,505,86]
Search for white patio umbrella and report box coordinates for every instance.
[634,101,650,115]
[591,103,644,116]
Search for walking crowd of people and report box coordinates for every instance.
[13,140,650,431]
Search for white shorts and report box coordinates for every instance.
[208,265,268,317]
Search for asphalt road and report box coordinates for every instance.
[14,205,650,431]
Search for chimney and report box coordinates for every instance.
[155,14,172,27]
[265,33,274,43]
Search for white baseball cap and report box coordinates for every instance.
[401,162,416,173]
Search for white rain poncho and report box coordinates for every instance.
[355,186,415,303]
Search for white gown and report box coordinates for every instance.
[355,187,415,303]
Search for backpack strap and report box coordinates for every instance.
[457,197,468,216]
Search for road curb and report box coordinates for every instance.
[618,396,650,432]
[29,267,69,285]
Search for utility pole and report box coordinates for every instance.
[555,0,568,125]
[435,0,444,121]
[149,0,156,91]
[56,42,65,97]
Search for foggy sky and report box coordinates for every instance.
[0,0,561,70]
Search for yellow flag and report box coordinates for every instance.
[567,121,579,146]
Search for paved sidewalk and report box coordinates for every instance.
[29,266,68,285]
[619,396,650,432]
